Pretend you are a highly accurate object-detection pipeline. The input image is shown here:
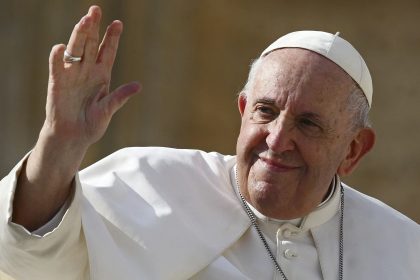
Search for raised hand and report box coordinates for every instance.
[12,6,139,230]
[45,5,140,149]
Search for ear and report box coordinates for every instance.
[337,128,376,176]
[238,93,247,116]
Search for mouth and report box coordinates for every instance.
[259,156,300,172]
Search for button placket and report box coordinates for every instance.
[284,248,298,259]
[274,224,299,280]
[277,224,300,262]
[282,229,291,238]
[279,223,301,239]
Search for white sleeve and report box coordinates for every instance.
[0,154,90,280]
[30,194,70,236]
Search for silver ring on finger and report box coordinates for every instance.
[63,50,82,63]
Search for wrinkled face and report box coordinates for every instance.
[236,49,358,219]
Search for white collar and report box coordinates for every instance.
[230,165,341,235]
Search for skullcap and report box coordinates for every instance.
[261,31,373,107]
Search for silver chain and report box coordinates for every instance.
[234,168,344,280]
[338,185,344,280]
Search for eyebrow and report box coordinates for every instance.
[253,97,277,105]
[299,111,323,121]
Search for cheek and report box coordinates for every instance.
[236,123,268,183]
[298,137,349,175]
[237,123,268,158]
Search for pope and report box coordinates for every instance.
[0,5,419,280]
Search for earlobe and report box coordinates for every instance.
[337,128,376,176]
[238,93,247,116]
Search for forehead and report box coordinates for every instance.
[250,48,355,110]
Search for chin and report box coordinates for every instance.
[249,181,288,207]
[247,178,306,218]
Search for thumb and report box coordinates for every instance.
[106,82,141,115]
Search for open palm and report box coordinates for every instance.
[44,6,139,149]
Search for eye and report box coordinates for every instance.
[297,116,325,137]
[300,118,318,127]
[257,105,275,115]
[253,105,277,121]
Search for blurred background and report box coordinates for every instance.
[1,0,419,226]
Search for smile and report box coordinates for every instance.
[259,157,300,172]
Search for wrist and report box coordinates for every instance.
[29,125,89,182]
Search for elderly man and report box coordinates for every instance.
[0,5,419,280]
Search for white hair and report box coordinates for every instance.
[346,84,371,129]
[240,58,262,99]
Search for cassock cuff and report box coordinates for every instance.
[0,151,80,238]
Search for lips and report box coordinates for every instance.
[259,156,299,172]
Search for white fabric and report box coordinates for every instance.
[0,154,89,280]
[12,162,340,280]
[215,168,342,280]
[31,194,70,236]
[1,147,420,280]
[261,31,373,107]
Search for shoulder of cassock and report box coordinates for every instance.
[78,147,251,280]
[80,147,420,279]
[313,183,420,279]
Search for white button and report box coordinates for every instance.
[284,249,298,259]
[283,229,299,238]
[283,229,292,238]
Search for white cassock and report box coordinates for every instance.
[0,147,419,280]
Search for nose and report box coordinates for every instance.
[266,115,295,153]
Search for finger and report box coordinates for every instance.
[83,6,102,64]
[103,82,141,115]
[65,15,92,59]
[49,44,66,80]
[96,20,123,68]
